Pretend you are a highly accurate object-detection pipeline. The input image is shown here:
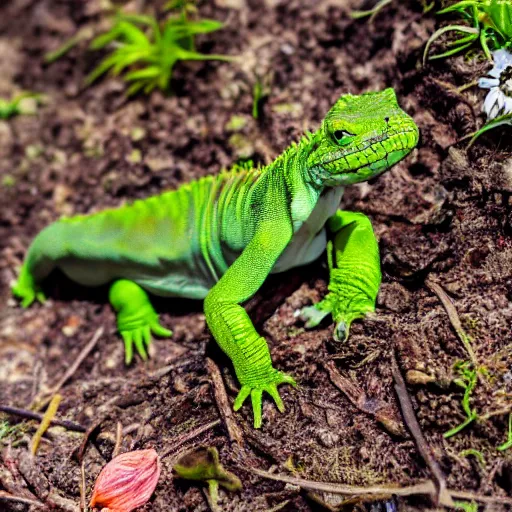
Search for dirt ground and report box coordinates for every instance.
[1,0,511,511]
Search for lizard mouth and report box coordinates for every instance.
[322,127,419,169]
[312,125,419,186]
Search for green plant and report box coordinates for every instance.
[423,0,512,64]
[0,92,41,120]
[86,10,232,95]
[351,0,435,20]
[497,412,512,451]
[444,361,479,438]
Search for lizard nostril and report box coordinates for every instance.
[384,117,390,123]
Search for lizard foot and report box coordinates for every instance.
[300,293,375,343]
[120,317,172,365]
[299,300,331,328]
[233,369,297,428]
[12,279,46,308]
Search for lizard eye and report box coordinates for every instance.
[333,130,354,145]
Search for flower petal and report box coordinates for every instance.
[492,49,512,73]
[504,97,512,116]
[483,88,499,117]
[478,77,500,89]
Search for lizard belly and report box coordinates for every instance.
[272,186,344,274]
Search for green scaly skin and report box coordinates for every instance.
[12,88,419,428]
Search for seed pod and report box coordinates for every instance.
[89,449,161,512]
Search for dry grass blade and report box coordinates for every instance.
[426,279,488,388]
[248,467,447,503]
[249,468,512,507]
[30,394,62,456]
[161,419,221,459]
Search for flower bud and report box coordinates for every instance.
[89,449,161,512]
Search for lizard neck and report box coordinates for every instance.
[264,130,326,231]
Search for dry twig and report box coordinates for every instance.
[391,352,453,507]
[113,421,123,458]
[33,327,104,410]
[206,358,244,445]
[0,404,86,432]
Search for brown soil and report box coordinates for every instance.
[1,1,511,511]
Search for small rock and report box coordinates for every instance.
[317,429,339,448]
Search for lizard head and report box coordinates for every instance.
[307,88,419,186]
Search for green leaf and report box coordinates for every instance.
[126,80,148,96]
[423,25,479,65]
[124,66,162,81]
[484,1,512,40]
[90,25,123,50]
[468,114,512,147]
[116,20,151,46]
[437,1,479,15]
[85,53,122,84]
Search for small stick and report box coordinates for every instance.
[161,419,221,459]
[391,352,453,507]
[206,358,244,445]
[34,327,104,410]
[79,461,86,512]
[0,490,45,508]
[77,418,106,464]
[113,421,123,458]
[31,394,62,455]
[0,404,86,432]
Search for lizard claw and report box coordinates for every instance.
[121,318,172,365]
[233,370,297,428]
[299,304,331,328]
[333,320,349,342]
[12,279,46,308]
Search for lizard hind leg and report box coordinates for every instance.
[109,279,173,364]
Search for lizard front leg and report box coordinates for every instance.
[301,211,381,341]
[109,279,172,364]
[204,220,296,428]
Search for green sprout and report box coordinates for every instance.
[424,0,512,64]
[453,501,478,512]
[0,92,41,120]
[252,74,272,119]
[86,10,232,96]
[444,361,479,439]
[174,447,241,511]
[497,412,512,451]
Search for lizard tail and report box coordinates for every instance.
[12,222,68,307]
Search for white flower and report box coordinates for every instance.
[479,49,512,120]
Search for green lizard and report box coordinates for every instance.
[12,89,418,428]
